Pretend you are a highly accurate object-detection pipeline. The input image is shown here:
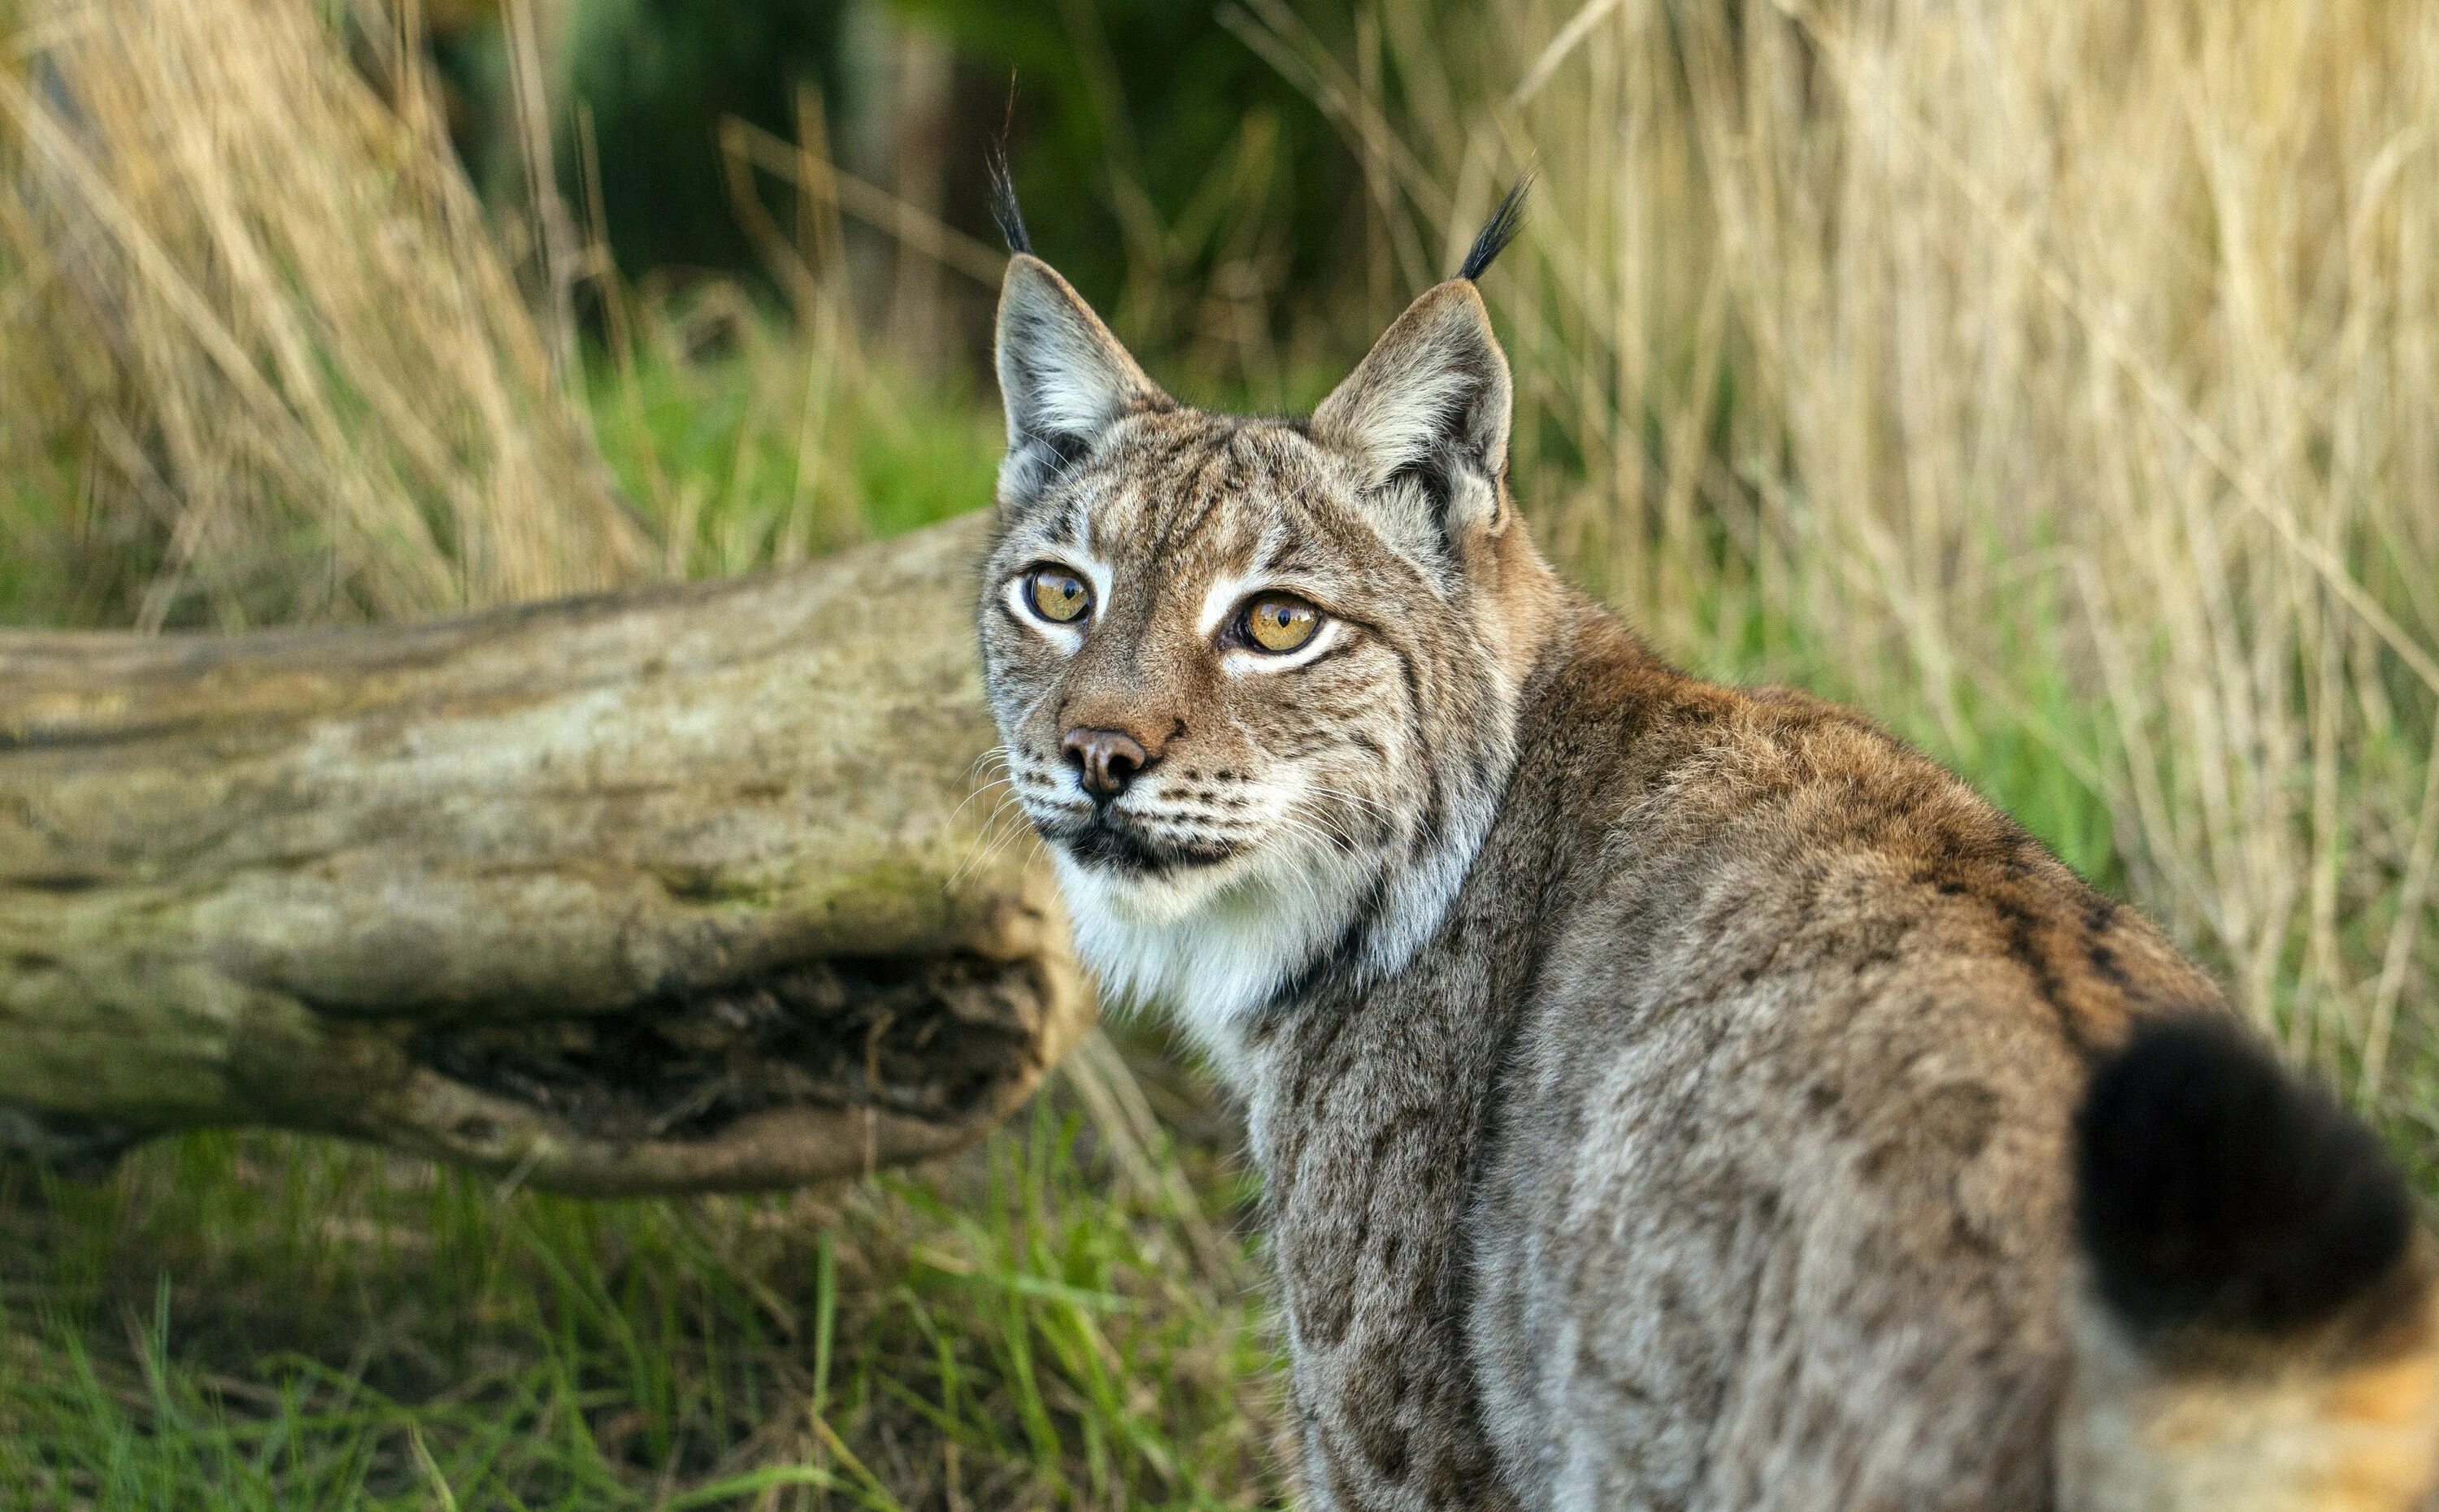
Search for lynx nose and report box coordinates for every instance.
[1063,728,1150,801]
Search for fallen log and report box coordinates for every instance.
[0,513,1089,1194]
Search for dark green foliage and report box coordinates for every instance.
[885,0,1359,353]
[563,0,854,276]
[437,0,1380,361]
[426,1,853,280]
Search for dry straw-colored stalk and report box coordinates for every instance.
[0,0,647,627]
[1235,0,2439,1113]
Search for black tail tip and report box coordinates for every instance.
[1457,172,1533,284]
[2076,1014,2415,1340]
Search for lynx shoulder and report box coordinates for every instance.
[973,184,2439,1511]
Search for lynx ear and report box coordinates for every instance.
[993,255,1167,506]
[1311,280,1514,549]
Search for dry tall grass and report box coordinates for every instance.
[0,0,646,627]
[1236,0,2439,1119]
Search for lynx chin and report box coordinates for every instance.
[974,176,2439,1511]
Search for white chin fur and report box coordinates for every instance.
[1051,843,1368,1080]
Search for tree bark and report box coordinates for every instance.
[0,514,1089,1194]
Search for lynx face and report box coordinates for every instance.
[976,257,1540,1062]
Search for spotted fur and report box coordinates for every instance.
[974,224,2439,1510]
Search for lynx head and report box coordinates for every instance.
[976,185,1556,1068]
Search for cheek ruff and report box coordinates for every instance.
[1050,841,1380,1073]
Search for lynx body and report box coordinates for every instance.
[974,188,2439,1511]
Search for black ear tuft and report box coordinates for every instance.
[2076,1014,2414,1340]
[1458,172,1533,283]
[987,147,1032,258]
[987,77,1033,258]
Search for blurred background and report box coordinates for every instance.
[5,0,2439,1505]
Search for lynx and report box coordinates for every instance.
[973,180,2439,1510]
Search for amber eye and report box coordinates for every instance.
[1024,568,1093,625]
[1241,593,1321,654]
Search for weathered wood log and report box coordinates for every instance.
[0,514,1089,1194]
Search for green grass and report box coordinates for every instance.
[0,1058,1285,1510]
[1,462,98,629]
[584,311,1007,576]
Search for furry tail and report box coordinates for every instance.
[2061,1015,2439,1511]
